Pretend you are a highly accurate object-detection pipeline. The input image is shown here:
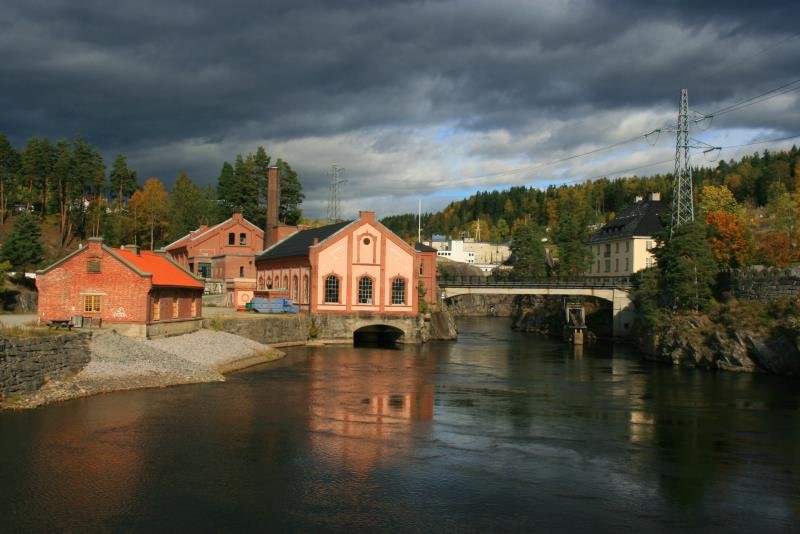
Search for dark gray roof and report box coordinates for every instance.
[587,200,665,244]
[414,242,437,252]
[256,220,352,261]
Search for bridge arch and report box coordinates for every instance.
[353,324,406,346]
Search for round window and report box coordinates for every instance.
[363,237,371,245]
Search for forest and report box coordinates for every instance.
[0,133,303,272]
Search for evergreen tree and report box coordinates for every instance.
[0,134,20,224]
[108,154,138,210]
[1,212,44,270]
[276,158,304,225]
[509,222,547,279]
[654,221,718,311]
[216,161,235,218]
[169,172,219,239]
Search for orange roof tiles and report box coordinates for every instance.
[115,249,204,288]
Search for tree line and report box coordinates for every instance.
[382,146,800,278]
[0,133,303,271]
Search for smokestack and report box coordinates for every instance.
[264,166,280,249]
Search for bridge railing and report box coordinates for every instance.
[436,275,632,289]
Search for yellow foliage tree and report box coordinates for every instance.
[129,178,170,250]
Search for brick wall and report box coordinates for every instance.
[36,240,152,325]
[0,332,91,398]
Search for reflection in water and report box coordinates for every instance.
[1,317,799,532]
[307,348,434,475]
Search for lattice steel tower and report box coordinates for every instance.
[670,88,694,236]
[326,164,346,222]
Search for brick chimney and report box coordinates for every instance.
[264,166,280,249]
[122,244,141,256]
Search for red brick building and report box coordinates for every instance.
[36,238,205,337]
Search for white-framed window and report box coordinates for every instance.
[646,257,655,268]
[391,278,406,305]
[358,276,373,304]
[646,240,655,250]
[83,294,101,313]
[324,275,339,303]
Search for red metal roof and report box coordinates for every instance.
[115,249,204,288]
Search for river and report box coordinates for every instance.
[1,317,799,532]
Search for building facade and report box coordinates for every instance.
[586,193,665,277]
[36,239,204,337]
[255,211,434,316]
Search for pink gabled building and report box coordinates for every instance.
[255,211,435,315]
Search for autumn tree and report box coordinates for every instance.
[756,231,794,267]
[705,211,749,268]
[129,178,170,250]
[699,185,739,216]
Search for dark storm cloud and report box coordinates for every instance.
[1,0,798,215]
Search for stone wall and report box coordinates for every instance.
[0,332,91,398]
[721,267,800,301]
[445,294,516,316]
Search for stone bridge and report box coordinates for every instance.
[437,276,635,338]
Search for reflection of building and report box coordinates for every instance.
[586,193,665,277]
[255,211,436,314]
[36,239,204,337]
[307,349,434,474]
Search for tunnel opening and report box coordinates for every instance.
[353,325,405,347]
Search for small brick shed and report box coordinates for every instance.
[36,238,205,338]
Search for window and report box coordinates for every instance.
[604,244,611,258]
[324,275,339,303]
[87,258,101,273]
[646,257,655,268]
[615,242,619,253]
[283,275,288,289]
[239,266,245,277]
[172,298,179,318]
[267,276,273,289]
[228,232,235,245]
[625,241,630,253]
[646,240,654,250]
[596,260,600,272]
[625,257,629,271]
[363,237,370,245]
[302,275,309,304]
[392,278,406,304]
[358,277,373,304]
[191,298,197,317]
[419,262,424,275]
[83,294,101,313]
[198,263,211,278]
[292,275,299,302]
[615,258,619,272]
[604,259,611,273]
[239,233,247,245]
[152,298,160,321]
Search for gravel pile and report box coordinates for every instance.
[144,329,279,370]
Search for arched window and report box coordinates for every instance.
[324,275,339,303]
[266,276,273,289]
[302,274,309,303]
[283,275,288,289]
[358,276,373,304]
[419,262,424,275]
[391,278,406,305]
[292,275,299,302]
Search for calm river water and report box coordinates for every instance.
[1,318,799,532]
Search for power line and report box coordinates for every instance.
[699,78,800,119]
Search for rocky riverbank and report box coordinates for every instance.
[638,313,800,376]
[3,329,284,409]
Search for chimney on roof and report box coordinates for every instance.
[650,192,661,201]
[264,166,280,249]
[122,244,141,256]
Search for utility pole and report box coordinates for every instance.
[670,88,694,236]
[326,165,346,222]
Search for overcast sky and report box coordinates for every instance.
[2,0,799,219]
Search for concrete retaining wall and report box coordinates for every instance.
[0,332,91,398]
